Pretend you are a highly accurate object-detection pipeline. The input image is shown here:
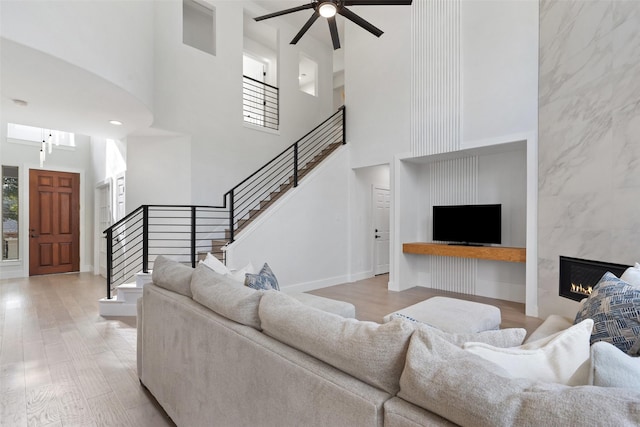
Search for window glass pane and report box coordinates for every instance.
[2,166,19,260]
[7,123,75,147]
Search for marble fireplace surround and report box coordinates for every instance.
[559,256,629,302]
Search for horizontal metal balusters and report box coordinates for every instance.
[104,107,345,297]
[243,76,279,130]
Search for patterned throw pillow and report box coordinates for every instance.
[244,263,280,291]
[575,272,640,355]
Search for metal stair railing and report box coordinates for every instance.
[104,106,345,298]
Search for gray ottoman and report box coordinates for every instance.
[383,296,501,333]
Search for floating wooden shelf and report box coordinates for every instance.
[403,242,526,263]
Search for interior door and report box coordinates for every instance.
[373,186,390,275]
[29,169,80,276]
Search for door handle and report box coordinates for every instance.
[31,234,40,238]
[375,235,381,239]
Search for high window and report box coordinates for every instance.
[183,0,216,56]
[299,54,318,97]
[7,123,75,147]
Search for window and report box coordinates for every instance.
[2,166,19,261]
[299,54,318,96]
[183,0,216,56]
[7,123,75,147]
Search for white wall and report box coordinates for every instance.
[226,147,350,291]
[460,0,538,145]
[126,135,192,208]
[0,122,95,278]
[349,164,390,280]
[151,0,335,208]
[0,0,155,109]
[344,6,411,169]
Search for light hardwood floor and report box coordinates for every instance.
[0,272,542,426]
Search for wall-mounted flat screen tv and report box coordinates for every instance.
[432,204,502,245]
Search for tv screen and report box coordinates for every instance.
[432,204,501,245]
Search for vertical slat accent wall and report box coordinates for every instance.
[411,0,461,157]
[426,156,478,294]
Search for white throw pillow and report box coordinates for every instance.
[590,341,640,391]
[463,319,594,385]
[200,252,230,275]
[228,262,256,283]
[621,262,640,288]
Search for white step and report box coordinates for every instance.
[98,282,143,317]
[136,271,153,288]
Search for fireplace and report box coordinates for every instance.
[559,256,630,301]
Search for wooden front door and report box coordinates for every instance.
[29,169,80,276]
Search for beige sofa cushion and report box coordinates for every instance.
[398,325,640,427]
[409,322,526,348]
[152,255,194,297]
[191,264,264,329]
[259,291,414,394]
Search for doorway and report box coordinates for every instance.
[29,169,80,275]
[373,186,390,275]
[95,180,112,278]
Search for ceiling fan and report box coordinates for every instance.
[254,1,413,50]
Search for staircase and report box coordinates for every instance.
[100,107,345,316]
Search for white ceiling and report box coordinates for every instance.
[0,38,153,140]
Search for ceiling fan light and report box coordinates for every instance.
[319,2,337,18]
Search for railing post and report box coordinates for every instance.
[142,205,149,273]
[191,206,197,268]
[341,106,346,145]
[229,190,235,243]
[293,142,299,188]
[106,229,113,300]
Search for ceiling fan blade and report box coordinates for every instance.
[328,16,341,50]
[344,1,412,5]
[254,3,315,22]
[290,11,321,45]
[338,7,384,38]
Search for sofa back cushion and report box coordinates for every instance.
[398,325,640,427]
[191,264,263,329]
[259,291,414,394]
[152,255,194,297]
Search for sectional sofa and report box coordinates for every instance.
[137,256,640,426]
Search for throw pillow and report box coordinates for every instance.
[398,325,640,427]
[621,262,640,288]
[199,252,230,275]
[227,262,256,283]
[245,263,280,291]
[151,255,194,297]
[390,313,526,348]
[574,272,640,355]
[590,341,640,391]
[463,319,593,385]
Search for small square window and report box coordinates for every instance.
[183,0,216,56]
[299,54,318,97]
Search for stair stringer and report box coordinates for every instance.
[224,144,351,293]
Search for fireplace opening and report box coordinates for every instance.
[559,256,630,302]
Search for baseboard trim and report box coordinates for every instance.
[282,274,351,294]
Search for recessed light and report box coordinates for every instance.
[109,120,123,126]
[12,99,28,107]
